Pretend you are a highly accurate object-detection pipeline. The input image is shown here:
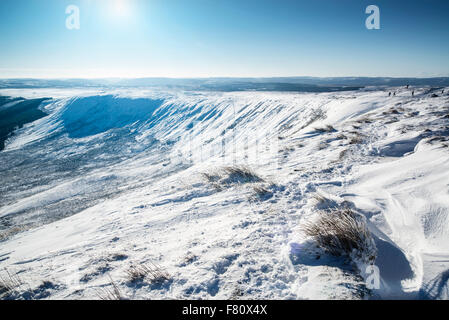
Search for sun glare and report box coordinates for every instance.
[111,0,132,18]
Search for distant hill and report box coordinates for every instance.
[1,77,449,92]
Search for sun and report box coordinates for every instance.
[111,0,132,18]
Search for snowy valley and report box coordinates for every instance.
[0,86,448,300]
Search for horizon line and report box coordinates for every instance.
[1,75,449,81]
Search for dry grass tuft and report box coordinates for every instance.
[425,136,449,145]
[221,166,263,183]
[251,183,276,200]
[0,225,32,242]
[230,286,244,300]
[0,270,57,300]
[202,165,264,190]
[348,133,364,145]
[97,275,124,300]
[0,269,23,299]
[278,146,295,154]
[357,117,373,124]
[313,124,336,133]
[126,262,171,285]
[318,142,329,150]
[312,193,339,209]
[296,108,327,132]
[338,149,348,161]
[302,208,376,263]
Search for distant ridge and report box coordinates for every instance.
[1,77,449,91]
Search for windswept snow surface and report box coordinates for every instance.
[0,86,448,300]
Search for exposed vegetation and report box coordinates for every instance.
[0,269,23,299]
[338,149,348,161]
[302,208,376,264]
[313,124,336,133]
[202,165,264,190]
[97,275,124,300]
[251,183,276,201]
[126,263,171,285]
[0,225,32,242]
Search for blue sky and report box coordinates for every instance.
[0,0,448,78]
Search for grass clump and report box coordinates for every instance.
[425,136,449,145]
[0,269,23,299]
[251,182,276,201]
[97,275,124,300]
[318,142,329,150]
[302,208,376,264]
[294,108,327,133]
[313,124,336,133]
[221,166,263,184]
[0,225,32,242]
[357,117,373,124]
[0,269,59,300]
[126,262,171,285]
[338,149,348,161]
[346,132,364,145]
[202,165,264,190]
[311,193,340,210]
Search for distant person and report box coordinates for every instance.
[393,92,396,96]
[412,90,415,97]
[389,92,391,97]
[406,85,409,89]
[442,89,444,94]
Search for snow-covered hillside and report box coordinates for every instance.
[0,86,448,300]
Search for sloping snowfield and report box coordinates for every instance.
[0,86,448,300]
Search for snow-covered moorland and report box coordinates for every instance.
[0,86,448,300]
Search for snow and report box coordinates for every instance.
[0,86,448,300]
